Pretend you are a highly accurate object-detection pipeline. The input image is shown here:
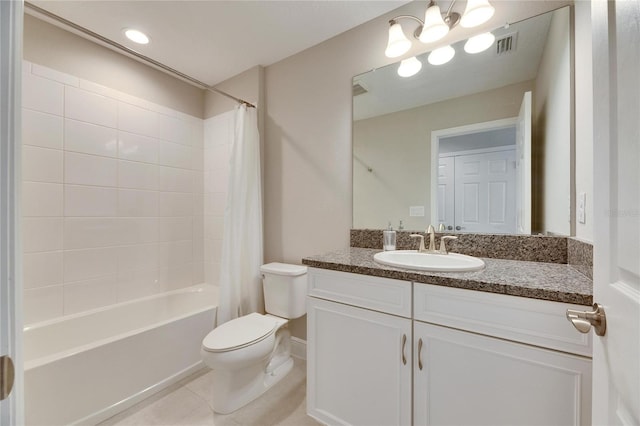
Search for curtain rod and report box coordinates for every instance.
[24,2,256,108]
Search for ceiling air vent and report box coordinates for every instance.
[496,32,518,55]
[352,82,369,96]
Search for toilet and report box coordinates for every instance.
[201,262,308,414]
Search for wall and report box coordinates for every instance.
[23,14,204,118]
[203,110,235,287]
[21,61,205,325]
[532,7,572,236]
[353,80,532,231]
[264,1,571,340]
[263,0,571,264]
[573,0,593,242]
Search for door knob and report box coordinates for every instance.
[0,355,15,400]
[455,226,464,230]
[566,303,606,336]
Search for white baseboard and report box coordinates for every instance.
[290,336,307,360]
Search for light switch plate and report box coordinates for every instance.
[409,206,425,217]
[578,192,586,224]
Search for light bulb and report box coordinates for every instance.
[460,0,495,28]
[124,29,150,44]
[397,56,423,77]
[428,45,455,65]
[464,32,495,53]
[419,3,449,43]
[385,22,412,58]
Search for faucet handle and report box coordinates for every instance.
[439,236,458,254]
[410,234,426,252]
[438,223,446,232]
[426,224,435,234]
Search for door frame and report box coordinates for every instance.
[430,117,517,226]
[0,0,24,424]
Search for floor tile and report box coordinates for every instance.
[99,358,320,426]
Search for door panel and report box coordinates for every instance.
[592,1,640,424]
[454,149,516,233]
[437,156,454,229]
[0,1,23,425]
[515,91,532,234]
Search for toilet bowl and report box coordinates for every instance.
[201,262,307,414]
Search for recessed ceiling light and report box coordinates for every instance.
[124,29,150,45]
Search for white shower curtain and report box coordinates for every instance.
[217,104,264,325]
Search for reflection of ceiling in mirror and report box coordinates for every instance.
[353,11,554,121]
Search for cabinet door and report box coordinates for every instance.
[307,297,412,426]
[413,321,592,426]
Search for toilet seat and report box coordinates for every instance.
[202,313,279,353]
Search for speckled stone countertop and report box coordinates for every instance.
[302,247,593,306]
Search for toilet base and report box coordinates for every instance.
[211,356,294,414]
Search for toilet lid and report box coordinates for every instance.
[202,313,278,353]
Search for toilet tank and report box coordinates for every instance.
[260,263,308,319]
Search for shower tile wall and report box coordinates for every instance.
[21,61,206,325]
[203,110,234,286]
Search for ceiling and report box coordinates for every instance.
[27,0,410,86]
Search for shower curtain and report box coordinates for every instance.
[217,104,264,325]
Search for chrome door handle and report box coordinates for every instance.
[566,303,606,336]
[417,338,423,370]
[401,334,407,365]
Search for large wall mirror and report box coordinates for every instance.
[353,6,572,236]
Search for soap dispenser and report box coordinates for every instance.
[383,222,396,251]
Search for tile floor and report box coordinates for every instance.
[98,358,320,426]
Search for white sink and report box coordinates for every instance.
[373,250,485,272]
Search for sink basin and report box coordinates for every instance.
[373,250,485,272]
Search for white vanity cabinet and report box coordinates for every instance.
[413,283,592,426]
[307,268,593,426]
[307,268,412,426]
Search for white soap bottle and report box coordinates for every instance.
[383,222,396,251]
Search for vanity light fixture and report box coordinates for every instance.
[460,0,496,28]
[463,32,495,53]
[428,45,456,65]
[124,28,150,45]
[397,56,423,77]
[384,0,495,58]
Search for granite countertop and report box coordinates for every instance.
[302,247,593,306]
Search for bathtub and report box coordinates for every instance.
[24,284,217,426]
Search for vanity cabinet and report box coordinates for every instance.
[307,268,593,426]
[307,268,412,426]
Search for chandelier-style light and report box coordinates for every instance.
[384,0,495,58]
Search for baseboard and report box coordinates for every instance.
[290,336,307,360]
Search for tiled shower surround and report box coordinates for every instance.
[21,61,229,325]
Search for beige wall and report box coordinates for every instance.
[533,7,572,236]
[353,80,534,231]
[23,14,204,118]
[574,1,594,243]
[264,1,571,340]
[263,0,571,265]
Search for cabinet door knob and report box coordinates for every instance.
[401,334,407,365]
[418,338,424,370]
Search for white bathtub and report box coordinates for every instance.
[24,284,217,426]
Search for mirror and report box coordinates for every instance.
[353,7,572,235]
